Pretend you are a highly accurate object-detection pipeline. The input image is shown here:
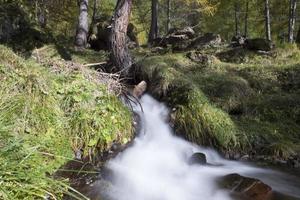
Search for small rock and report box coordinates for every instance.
[239,155,250,161]
[186,51,216,65]
[188,152,207,165]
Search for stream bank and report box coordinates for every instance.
[131,45,300,167]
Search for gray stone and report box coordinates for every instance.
[188,152,207,165]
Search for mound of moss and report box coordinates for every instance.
[134,46,300,159]
[0,45,132,199]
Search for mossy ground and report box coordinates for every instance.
[133,45,300,159]
[0,45,133,199]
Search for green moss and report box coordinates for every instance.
[0,45,132,199]
[135,54,238,149]
[134,47,300,157]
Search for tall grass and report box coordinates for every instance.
[0,45,132,199]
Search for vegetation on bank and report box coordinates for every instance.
[133,45,300,159]
[0,45,133,199]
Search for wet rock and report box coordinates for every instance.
[188,152,207,165]
[189,33,222,49]
[239,155,250,161]
[287,155,300,168]
[186,51,216,65]
[244,38,275,52]
[218,173,273,200]
[133,81,147,99]
[272,191,300,200]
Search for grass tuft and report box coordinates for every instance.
[0,45,133,199]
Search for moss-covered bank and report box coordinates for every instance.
[0,45,133,199]
[133,46,300,160]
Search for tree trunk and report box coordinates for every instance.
[148,0,159,44]
[296,26,300,44]
[264,0,271,41]
[109,0,133,76]
[288,0,297,43]
[37,0,47,28]
[75,0,89,49]
[244,0,249,37]
[234,2,240,36]
[166,0,171,33]
[88,0,98,38]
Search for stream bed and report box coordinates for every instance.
[93,95,300,200]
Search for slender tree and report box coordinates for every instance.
[264,0,271,41]
[288,0,297,43]
[234,2,240,36]
[148,0,159,44]
[75,0,89,49]
[109,0,133,76]
[88,0,98,38]
[244,0,249,37]
[166,0,171,33]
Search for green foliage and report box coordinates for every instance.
[0,45,132,199]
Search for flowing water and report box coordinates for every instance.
[101,95,300,200]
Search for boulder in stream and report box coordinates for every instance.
[188,152,207,165]
[218,173,273,200]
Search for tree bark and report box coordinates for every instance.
[37,0,47,28]
[234,2,240,36]
[75,0,89,49]
[296,26,300,44]
[166,0,171,33]
[109,0,133,76]
[148,0,159,44]
[88,0,98,38]
[244,0,249,37]
[264,0,271,41]
[288,0,297,43]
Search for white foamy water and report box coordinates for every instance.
[102,95,300,200]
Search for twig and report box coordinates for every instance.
[83,62,107,67]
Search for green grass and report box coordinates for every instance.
[134,46,300,158]
[0,45,133,199]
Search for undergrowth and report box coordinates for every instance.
[0,45,132,199]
